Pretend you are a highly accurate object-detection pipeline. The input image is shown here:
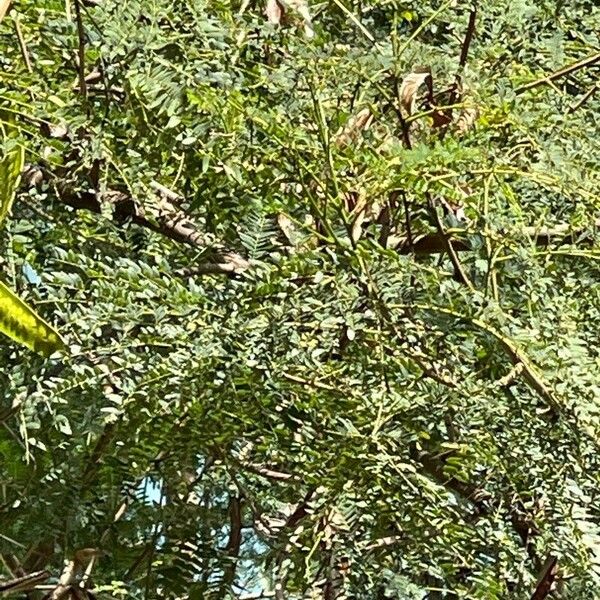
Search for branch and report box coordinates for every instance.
[447,2,478,111]
[530,555,558,600]
[412,446,543,567]
[14,15,32,73]
[238,462,300,483]
[73,0,87,100]
[395,220,600,255]
[0,570,50,595]
[567,84,597,113]
[22,165,250,275]
[221,496,244,593]
[458,3,478,70]
[428,195,474,290]
[516,51,600,93]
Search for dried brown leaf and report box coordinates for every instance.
[40,122,69,139]
[399,69,431,115]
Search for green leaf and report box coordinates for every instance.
[0,279,66,357]
[0,124,24,227]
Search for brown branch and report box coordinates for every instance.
[411,447,491,514]
[516,51,600,93]
[225,497,243,555]
[395,220,600,255]
[531,555,558,600]
[22,165,250,275]
[221,496,244,593]
[458,3,478,70]
[413,446,543,568]
[0,570,50,595]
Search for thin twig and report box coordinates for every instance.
[516,51,600,93]
[14,16,32,73]
[427,195,475,290]
[446,3,478,120]
[458,3,478,69]
[567,84,597,113]
[73,0,87,100]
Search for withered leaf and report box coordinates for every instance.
[399,68,431,115]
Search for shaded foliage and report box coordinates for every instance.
[0,0,600,598]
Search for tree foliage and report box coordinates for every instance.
[1,0,600,598]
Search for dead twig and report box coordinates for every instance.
[445,3,478,128]
[458,2,478,70]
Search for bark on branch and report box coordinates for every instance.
[22,165,250,276]
[395,220,600,255]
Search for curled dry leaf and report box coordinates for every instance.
[399,68,431,115]
[265,0,314,39]
[333,108,374,148]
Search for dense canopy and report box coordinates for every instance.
[1,0,600,598]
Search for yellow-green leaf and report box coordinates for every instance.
[0,279,66,356]
[0,124,24,227]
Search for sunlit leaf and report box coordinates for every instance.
[0,279,65,357]
[0,123,24,227]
